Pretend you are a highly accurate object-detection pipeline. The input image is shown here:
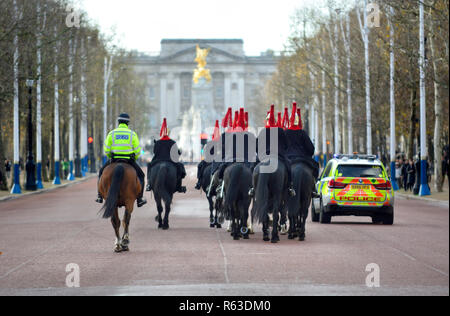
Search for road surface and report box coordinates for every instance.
[0,167,448,296]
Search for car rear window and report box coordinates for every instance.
[336,165,384,178]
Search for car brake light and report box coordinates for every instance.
[374,181,391,190]
[329,179,347,189]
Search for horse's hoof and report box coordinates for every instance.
[210,224,215,228]
[121,246,129,252]
[280,224,288,235]
[243,234,250,240]
[158,224,163,229]
[263,236,270,242]
[155,216,159,222]
[299,234,305,241]
[114,246,122,253]
[271,236,280,243]
[233,235,240,241]
[216,224,222,229]
[288,234,295,240]
[162,223,169,230]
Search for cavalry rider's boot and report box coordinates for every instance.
[288,183,296,197]
[146,183,152,192]
[176,179,187,193]
[248,187,255,197]
[137,197,147,208]
[96,192,103,204]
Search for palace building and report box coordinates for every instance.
[129,39,278,131]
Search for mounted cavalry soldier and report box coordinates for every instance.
[284,103,320,197]
[248,105,296,198]
[195,120,220,190]
[208,108,256,198]
[146,118,187,194]
[96,113,147,208]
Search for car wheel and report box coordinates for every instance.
[382,209,394,225]
[319,202,331,224]
[311,197,320,222]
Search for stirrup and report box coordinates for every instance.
[248,187,255,197]
[137,198,147,207]
[146,184,152,192]
[178,186,187,193]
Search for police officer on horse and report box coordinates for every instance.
[146,118,187,194]
[96,113,147,207]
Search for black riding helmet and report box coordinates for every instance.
[118,113,130,125]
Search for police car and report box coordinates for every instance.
[311,154,394,225]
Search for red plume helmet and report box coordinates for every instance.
[233,111,239,131]
[212,120,220,141]
[265,105,276,128]
[290,102,298,129]
[282,107,289,130]
[244,112,249,131]
[222,107,234,133]
[237,108,245,132]
[277,112,282,128]
[160,118,170,140]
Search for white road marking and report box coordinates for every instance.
[215,230,230,284]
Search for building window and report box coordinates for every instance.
[216,86,224,99]
[232,83,238,90]
[183,84,191,99]
[149,86,155,99]
[167,83,174,90]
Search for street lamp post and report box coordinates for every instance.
[25,79,37,191]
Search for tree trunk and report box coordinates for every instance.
[407,88,418,160]
[430,32,444,192]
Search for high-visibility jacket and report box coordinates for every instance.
[104,123,142,160]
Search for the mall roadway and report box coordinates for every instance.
[0,167,448,296]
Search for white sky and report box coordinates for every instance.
[78,0,326,56]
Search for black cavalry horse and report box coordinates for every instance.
[287,161,314,241]
[223,163,253,240]
[251,159,289,243]
[148,161,177,230]
[200,163,222,228]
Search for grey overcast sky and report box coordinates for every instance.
[78,0,326,56]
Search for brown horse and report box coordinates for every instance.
[98,161,141,253]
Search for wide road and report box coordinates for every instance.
[0,167,448,296]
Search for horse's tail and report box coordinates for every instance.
[251,169,270,224]
[224,164,241,211]
[155,164,172,204]
[288,163,303,218]
[101,164,125,219]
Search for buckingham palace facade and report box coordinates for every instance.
[129,39,278,130]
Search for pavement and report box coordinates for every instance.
[0,167,448,296]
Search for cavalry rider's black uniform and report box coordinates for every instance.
[195,143,215,190]
[285,129,320,180]
[146,138,187,193]
[256,127,293,185]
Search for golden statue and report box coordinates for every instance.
[193,45,212,84]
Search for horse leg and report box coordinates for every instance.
[121,209,132,251]
[111,208,122,253]
[240,204,250,240]
[298,211,306,242]
[155,195,163,229]
[263,215,270,242]
[280,207,288,235]
[288,216,295,240]
[271,208,280,244]
[162,199,171,230]
[208,197,215,228]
